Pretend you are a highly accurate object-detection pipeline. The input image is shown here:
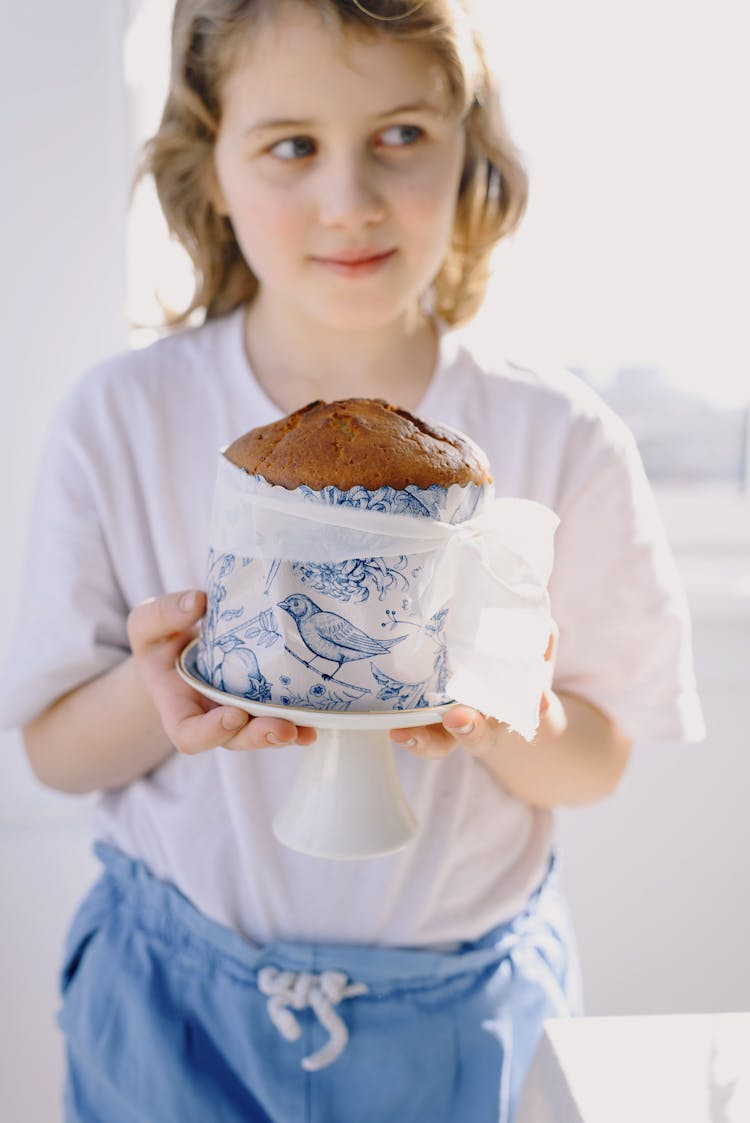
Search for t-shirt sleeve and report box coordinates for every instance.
[549,424,705,744]
[0,393,130,729]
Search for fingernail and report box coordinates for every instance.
[179,590,197,613]
[267,732,295,746]
[448,721,474,735]
[221,709,247,731]
[393,737,416,748]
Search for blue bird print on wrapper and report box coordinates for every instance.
[278,594,406,680]
[198,474,488,710]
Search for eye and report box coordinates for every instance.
[377,124,424,149]
[270,136,316,161]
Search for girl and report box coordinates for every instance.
[1,1,703,1120]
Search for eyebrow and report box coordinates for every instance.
[243,100,445,137]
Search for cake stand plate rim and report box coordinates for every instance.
[177,638,455,729]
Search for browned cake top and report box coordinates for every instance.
[224,398,492,492]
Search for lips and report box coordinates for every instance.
[314,248,394,263]
[310,247,397,276]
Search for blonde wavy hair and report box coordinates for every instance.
[138,0,528,327]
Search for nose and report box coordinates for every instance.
[317,153,385,229]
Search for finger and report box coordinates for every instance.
[220,717,317,752]
[128,589,206,665]
[441,706,502,755]
[157,677,317,754]
[390,722,456,759]
[544,621,559,664]
[162,696,250,755]
[161,692,317,755]
[539,623,558,710]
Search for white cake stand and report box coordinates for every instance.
[177,639,453,860]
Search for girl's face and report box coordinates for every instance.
[212,3,466,335]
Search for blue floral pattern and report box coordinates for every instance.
[197,475,487,711]
[196,550,278,700]
[291,556,409,603]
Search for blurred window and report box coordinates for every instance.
[573,365,749,493]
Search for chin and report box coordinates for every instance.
[311,293,423,335]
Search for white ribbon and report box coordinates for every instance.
[210,455,558,576]
[257,965,369,1071]
[208,456,560,738]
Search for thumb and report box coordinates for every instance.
[127,589,206,661]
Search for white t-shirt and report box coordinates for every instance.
[0,308,704,947]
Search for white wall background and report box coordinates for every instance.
[1,5,131,1121]
[1,3,748,1121]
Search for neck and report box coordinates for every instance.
[242,295,438,414]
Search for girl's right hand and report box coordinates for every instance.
[127,590,316,754]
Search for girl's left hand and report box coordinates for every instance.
[390,625,558,760]
[390,706,512,760]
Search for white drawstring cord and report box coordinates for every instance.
[257,966,369,1071]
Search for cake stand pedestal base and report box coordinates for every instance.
[178,639,452,860]
[272,724,418,860]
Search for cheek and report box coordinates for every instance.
[230,187,306,266]
[396,178,459,253]
[396,153,463,238]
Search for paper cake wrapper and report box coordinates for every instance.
[195,455,559,738]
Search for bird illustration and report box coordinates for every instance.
[212,634,271,701]
[277,594,406,680]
